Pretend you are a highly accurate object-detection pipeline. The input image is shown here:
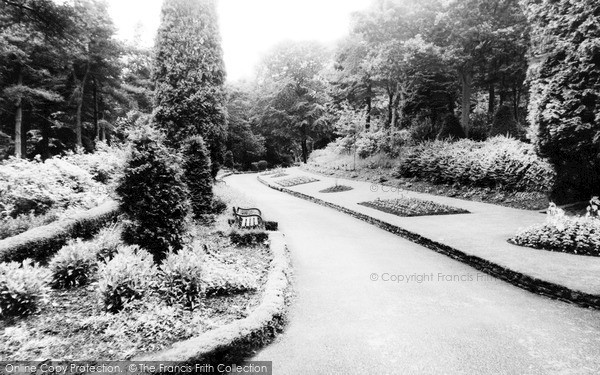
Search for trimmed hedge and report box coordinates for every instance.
[0,200,119,264]
[395,136,555,192]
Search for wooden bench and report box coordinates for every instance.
[232,207,263,229]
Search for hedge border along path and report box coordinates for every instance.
[0,200,120,263]
[135,232,292,365]
[257,175,600,310]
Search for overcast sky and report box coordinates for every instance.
[106,0,371,82]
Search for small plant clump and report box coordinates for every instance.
[319,185,353,193]
[229,229,269,247]
[157,248,204,310]
[0,260,50,318]
[97,246,158,313]
[358,197,469,217]
[48,239,98,289]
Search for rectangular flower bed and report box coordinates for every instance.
[358,197,469,217]
[275,176,319,187]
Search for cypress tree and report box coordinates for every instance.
[182,135,213,220]
[153,0,227,177]
[523,0,600,203]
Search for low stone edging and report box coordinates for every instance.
[135,231,292,365]
[257,175,600,310]
[0,200,120,263]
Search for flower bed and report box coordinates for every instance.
[319,185,353,193]
[358,197,469,217]
[275,176,319,187]
[510,200,600,256]
[0,185,276,360]
[271,172,289,178]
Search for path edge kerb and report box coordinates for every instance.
[257,175,600,310]
[135,232,292,363]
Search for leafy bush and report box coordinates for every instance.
[157,248,203,310]
[203,260,257,297]
[437,114,465,140]
[250,162,259,171]
[469,112,490,141]
[264,221,279,231]
[48,239,98,289]
[0,156,107,218]
[91,224,122,261]
[490,105,518,137]
[229,229,268,247]
[0,260,50,318]
[211,197,227,215]
[408,114,436,142]
[257,160,268,171]
[116,127,191,263]
[355,132,382,159]
[524,0,600,203]
[395,136,555,192]
[98,246,157,313]
[511,200,600,256]
[224,150,234,169]
[62,142,126,184]
[181,136,213,220]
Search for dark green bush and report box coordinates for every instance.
[0,260,50,318]
[229,229,268,247]
[98,246,157,313]
[182,136,213,220]
[264,221,278,231]
[211,197,227,215]
[490,105,518,137]
[224,150,234,169]
[48,239,97,289]
[524,0,600,203]
[469,112,490,141]
[395,136,555,192]
[437,114,465,140]
[116,127,190,263]
[157,248,203,310]
[250,162,259,171]
[257,160,269,171]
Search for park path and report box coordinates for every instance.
[226,173,600,375]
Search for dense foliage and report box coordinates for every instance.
[98,245,157,313]
[395,137,555,192]
[153,0,227,177]
[181,136,213,220]
[0,0,151,159]
[48,239,97,289]
[157,248,203,310]
[523,0,600,203]
[0,260,49,318]
[116,128,190,263]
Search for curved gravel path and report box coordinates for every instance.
[226,173,600,375]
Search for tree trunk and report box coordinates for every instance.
[512,84,520,122]
[75,60,91,148]
[41,119,50,160]
[93,76,99,141]
[301,124,308,163]
[385,86,394,128]
[488,83,495,117]
[459,69,473,136]
[14,68,24,158]
[391,83,402,128]
[365,83,372,130]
